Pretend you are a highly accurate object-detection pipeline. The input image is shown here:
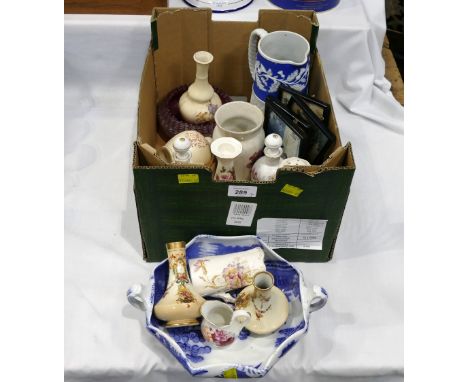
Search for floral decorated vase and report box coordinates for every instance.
[212,102,265,181]
[179,51,222,124]
[127,235,328,378]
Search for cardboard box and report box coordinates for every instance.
[133,8,355,262]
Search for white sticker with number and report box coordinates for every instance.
[228,185,258,198]
[226,201,257,227]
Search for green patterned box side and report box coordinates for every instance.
[133,157,354,262]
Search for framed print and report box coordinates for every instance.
[278,84,331,127]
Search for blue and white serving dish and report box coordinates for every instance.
[127,235,328,378]
[269,0,340,12]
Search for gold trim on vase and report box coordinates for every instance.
[166,241,186,250]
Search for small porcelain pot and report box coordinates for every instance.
[248,29,310,110]
[200,301,251,347]
[212,101,265,180]
[188,247,266,296]
[160,130,212,166]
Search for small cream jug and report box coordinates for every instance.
[200,300,251,347]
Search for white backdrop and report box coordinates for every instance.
[64,1,404,381]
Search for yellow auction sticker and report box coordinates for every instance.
[223,368,238,379]
[177,174,199,184]
[281,184,304,197]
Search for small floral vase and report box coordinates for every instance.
[200,300,251,347]
[153,242,205,327]
[210,137,243,181]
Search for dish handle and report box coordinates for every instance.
[127,284,150,312]
[306,285,328,314]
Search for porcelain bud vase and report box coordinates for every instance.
[251,133,283,181]
[211,137,243,181]
[212,101,265,181]
[179,51,222,124]
[153,242,205,327]
[235,271,289,335]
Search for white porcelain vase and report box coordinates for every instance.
[212,101,265,181]
[179,51,222,124]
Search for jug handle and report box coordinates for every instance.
[306,285,328,314]
[159,145,175,164]
[127,284,150,312]
[248,28,268,80]
[230,309,251,335]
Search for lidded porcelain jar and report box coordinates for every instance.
[160,130,213,166]
[212,101,265,181]
[179,51,222,124]
[251,134,283,181]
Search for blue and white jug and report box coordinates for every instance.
[248,28,311,110]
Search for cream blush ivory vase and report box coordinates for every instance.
[210,137,242,181]
[235,271,289,335]
[153,242,205,327]
[212,101,265,181]
[179,51,222,124]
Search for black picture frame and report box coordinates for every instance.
[278,84,331,127]
[286,94,335,165]
[264,97,310,159]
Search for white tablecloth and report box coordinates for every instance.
[64,1,403,381]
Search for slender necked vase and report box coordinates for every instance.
[153,242,205,327]
[211,137,243,181]
[179,51,222,124]
[251,133,283,181]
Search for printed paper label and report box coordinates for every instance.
[226,201,257,227]
[256,218,327,250]
[177,174,199,184]
[228,185,258,198]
